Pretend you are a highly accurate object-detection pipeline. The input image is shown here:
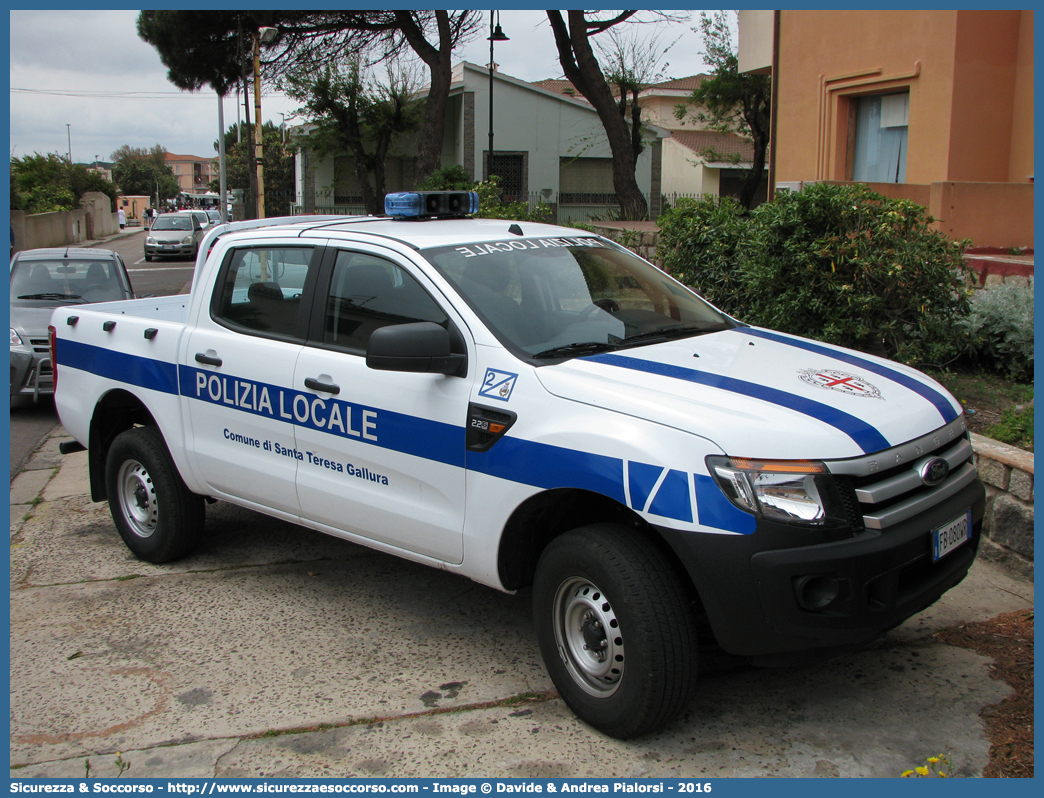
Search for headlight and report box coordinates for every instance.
[706,456,849,526]
[11,328,22,347]
[182,235,194,245]
[146,236,155,245]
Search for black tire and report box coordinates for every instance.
[105,426,205,563]
[533,523,699,739]
[145,254,153,262]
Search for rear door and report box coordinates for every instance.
[292,244,474,562]
[180,240,324,516]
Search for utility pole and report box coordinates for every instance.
[253,26,278,219]
[218,91,228,223]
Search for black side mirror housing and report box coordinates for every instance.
[366,322,467,377]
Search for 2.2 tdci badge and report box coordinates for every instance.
[799,368,882,398]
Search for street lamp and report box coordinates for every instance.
[66,124,72,164]
[487,11,509,180]
[254,25,278,218]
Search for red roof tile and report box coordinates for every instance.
[671,130,755,162]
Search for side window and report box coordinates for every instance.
[324,250,448,351]
[214,247,316,338]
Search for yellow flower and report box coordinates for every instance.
[901,771,914,778]
[928,757,940,764]
[916,766,929,776]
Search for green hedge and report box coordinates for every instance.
[657,183,973,367]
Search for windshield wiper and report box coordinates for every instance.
[532,341,620,359]
[17,293,83,301]
[532,322,733,360]
[617,322,731,347]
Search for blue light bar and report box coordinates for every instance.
[384,191,479,218]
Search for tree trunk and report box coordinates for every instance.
[396,10,451,183]
[737,127,768,210]
[547,11,648,221]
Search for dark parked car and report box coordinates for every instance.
[10,247,134,401]
[144,212,206,261]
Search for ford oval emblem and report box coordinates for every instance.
[919,457,950,486]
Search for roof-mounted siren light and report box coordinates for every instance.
[385,191,480,219]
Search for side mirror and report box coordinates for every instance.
[366,322,467,376]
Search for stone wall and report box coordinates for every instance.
[588,223,662,267]
[10,191,118,252]
[972,433,1034,578]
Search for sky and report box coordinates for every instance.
[8,9,716,165]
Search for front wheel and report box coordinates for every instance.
[533,524,699,739]
[105,426,205,563]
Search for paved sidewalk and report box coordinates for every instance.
[9,427,1034,779]
[82,226,145,249]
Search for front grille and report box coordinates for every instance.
[827,417,975,530]
[29,337,49,353]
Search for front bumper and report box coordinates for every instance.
[145,240,195,257]
[659,475,985,662]
[11,349,53,398]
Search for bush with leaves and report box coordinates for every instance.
[11,153,117,214]
[657,183,973,366]
[961,282,1034,382]
[657,194,750,317]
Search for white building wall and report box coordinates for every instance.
[661,139,717,196]
[459,63,656,196]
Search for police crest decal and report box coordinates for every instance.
[798,368,883,398]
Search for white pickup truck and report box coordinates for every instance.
[50,192,985,738]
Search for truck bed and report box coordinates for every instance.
[68,294,192,323]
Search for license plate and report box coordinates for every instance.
[932,509,972,562]
[161,245,174,250]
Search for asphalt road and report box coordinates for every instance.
[99,227,197,297]
[8,396,58,479]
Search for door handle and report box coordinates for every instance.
[194,353,222,367]
[305,377,340,395]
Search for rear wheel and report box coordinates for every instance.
[105,426,205,563]
[533,523,699,739]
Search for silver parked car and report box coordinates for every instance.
[144,212,207,261]
[10,247,134,401]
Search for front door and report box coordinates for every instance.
[293,245,473,562]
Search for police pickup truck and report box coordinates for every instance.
[50,192,985,739]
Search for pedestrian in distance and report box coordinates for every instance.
[118,208,126,229]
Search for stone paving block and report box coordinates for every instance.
[1008,469,1034,503]
[991,494,1034,558]
[977,458,1009,490]
[9,469,53,506]
[43,450,89,501]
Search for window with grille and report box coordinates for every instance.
[486,152,525,202]
[559,157,615,204]
[333,156,417,204]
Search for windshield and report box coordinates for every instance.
[153,216,192,231]
[10,258,126,303]
[422,235,734,360]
